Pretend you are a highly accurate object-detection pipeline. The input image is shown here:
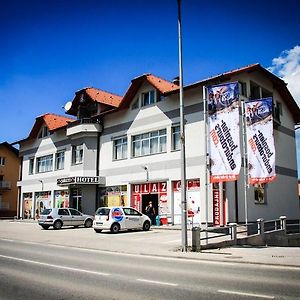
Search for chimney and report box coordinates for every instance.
[172,76,180,86]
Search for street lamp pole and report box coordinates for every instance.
[177,0,188,252]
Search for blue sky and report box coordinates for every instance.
[1,0,300,171]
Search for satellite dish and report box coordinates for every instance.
[64,101,72,112]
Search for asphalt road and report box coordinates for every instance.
[0,238,299,300]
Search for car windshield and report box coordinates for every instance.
[95,208,110,216]
[41,208,52,215]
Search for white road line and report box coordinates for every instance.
[0,254,110,277]
[137,278,178,286]
[218,289,274,299]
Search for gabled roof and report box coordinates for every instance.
[66,87,122,116]
[27,113,74,140]
[166,63,300,123]
[119,74,179,109]
[0,142,19,156]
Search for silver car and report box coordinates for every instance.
[38,208,94,230]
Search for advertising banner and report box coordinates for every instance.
[245,97,276,184]
[207,82,241,182]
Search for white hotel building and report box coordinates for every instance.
[16,64,300,225]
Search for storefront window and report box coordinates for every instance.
[23,193,33,219]
[97,185,127,208]
[55,190,69,208]
[35,191,52,219]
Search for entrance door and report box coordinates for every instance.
[142,194,158,224]
[70,188,82,212]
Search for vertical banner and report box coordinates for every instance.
[207,82,241,182]
[245,97,276,184]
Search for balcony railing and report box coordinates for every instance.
[0,181,11,190]
[66,118,102,137]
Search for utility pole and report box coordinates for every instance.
[177,0,187,252]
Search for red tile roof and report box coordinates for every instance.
[119,74,179,108]
[85,87,122,107]
[42,113,74,131]
[26,113,74,141]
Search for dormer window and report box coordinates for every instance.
[141,90,155,107]
[132,97,140,110]
[38,126,50,138]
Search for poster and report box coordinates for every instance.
[35,191,52,218]
[245,97,276,184]
[173,179,201,224]
[207,82,241,182]
[23,193,33,219]
[55,190,69,208]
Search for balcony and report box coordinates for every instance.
[0,181,11,190]
[67,118,103,137]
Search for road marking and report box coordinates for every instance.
[1,238,299,271]
[0,254,110,277]
[218,290,274,299]
[137,278,178,286]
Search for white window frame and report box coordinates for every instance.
[0,157,5,166]
[36,155,53,173]
[172,125,180,151]
[29,158,34,175]
[55,151,65,170]
[38,126,50,138]
[141,90,156,107]
[72,145,83,165]
[113,137,128,160]
[132,129,167,157]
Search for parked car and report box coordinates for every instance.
[93,206,151,233]
[38,208,94,230]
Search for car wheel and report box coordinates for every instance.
[53,220,63,230]
[94,229,102,233]
[84,219,93,228]
[41,225,50,230]
[110,223,120,233]
[143,221,150,231]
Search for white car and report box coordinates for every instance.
[93,206,151,233]
[38,208,94,230]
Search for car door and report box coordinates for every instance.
[69,208,84,226]
[58,208,72,226]
[123,208,142,229]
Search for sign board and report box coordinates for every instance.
[57,176,100,186]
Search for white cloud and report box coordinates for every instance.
[268,45,300,107]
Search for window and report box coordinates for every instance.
[38,126,50,138]
[123,208,141,216]
[29,158,34,175]
[69,208,81,216]
[72,145,83,164]
[239,82,247,97]
[132,97,139,110]
[254,184,267,204]
[58,208,70,216]
[172,126,180,151]
[113,137,127,160]
[0,157,5,166]
[36,155,53,173]
[141,90,155,107]
[273,101,282,123]
[250,81,260,100]
[55,151,65,170]
[132,129,167,157]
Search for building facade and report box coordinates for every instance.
[16,64,300,224]
[0,142,20,218]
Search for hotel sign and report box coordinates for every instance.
[57,176,100,186]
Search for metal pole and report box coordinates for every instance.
[241,98,248,224]
[177,0,187,252]
[203,86,209,243]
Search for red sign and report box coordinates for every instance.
[132,182,167,194]
[213,189,220,226]
[173,179,200,192]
